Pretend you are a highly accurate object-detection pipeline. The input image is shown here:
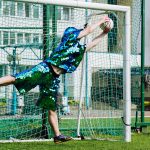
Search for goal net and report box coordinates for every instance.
[0,0,141,142]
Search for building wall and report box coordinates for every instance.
[0,0,147,100]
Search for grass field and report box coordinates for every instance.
[0,133,150,150]
[1,118,150,150]
[0,117,124,140]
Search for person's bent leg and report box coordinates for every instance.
[0,75,15,86]
[38,63,72,143]
[48,110,72,143]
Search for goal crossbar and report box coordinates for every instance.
[15,0,130,12]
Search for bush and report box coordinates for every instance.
[0,98,6,106]
[68,100,79,106]
[0,98,6,103]
[0,102,6,107]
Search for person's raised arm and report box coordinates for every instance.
[77,16,110,39]
[86,32,107,52]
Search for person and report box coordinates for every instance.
[0,16,111,143]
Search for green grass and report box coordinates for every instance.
[0,117,124,140]
[1,117,150,149]
[1,117,150,140]
[0,133,150,150]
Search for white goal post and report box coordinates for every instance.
[15,0,131,142]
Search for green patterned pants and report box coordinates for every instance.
[13,62,60,111]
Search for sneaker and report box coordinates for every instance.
[54,135,72,144]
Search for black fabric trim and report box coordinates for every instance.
[44,61,60,77]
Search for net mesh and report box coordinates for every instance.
[0,0,142,141]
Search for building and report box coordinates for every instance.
[0,0,144,114]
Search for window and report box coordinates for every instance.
[33,4,39,18]
[2,1,15,16]
[70,8,74,20]
[25,3,31,17]
[63,7,69,21]
[17,33,23,44]
[10,2,15,16]
[17,2,24,17]
[57,7,73,21]
[10,32,16,44]
[25,33,31,44]
[0,66,4,77]
[3,1,9,16]
[57,7,62,20]
[3,31,9,45]
[33,34,39,44]
[0,66,2,77]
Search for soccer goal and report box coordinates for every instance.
[0,0,132,143]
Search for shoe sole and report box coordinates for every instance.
[54,138,72,144]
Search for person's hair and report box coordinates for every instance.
[84,23,88,29]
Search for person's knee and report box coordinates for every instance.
[49,110,57,116]
[10,76,16,83]
[0,75,15,86]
